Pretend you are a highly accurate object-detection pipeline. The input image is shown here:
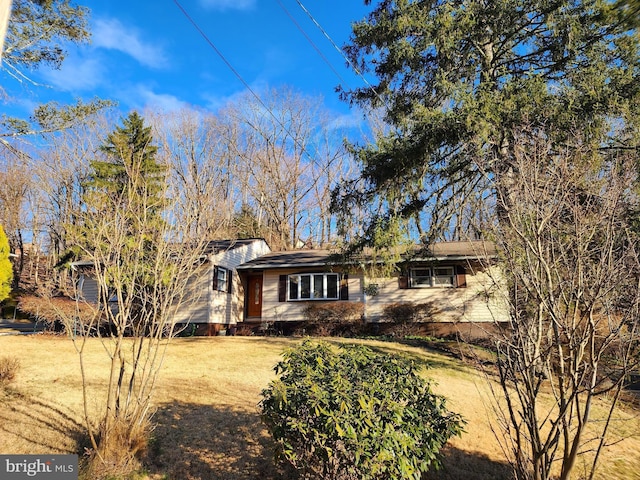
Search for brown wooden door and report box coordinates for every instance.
[247,275,263,318]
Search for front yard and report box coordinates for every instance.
[0,334,638,479]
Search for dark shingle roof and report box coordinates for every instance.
[237,241,495,270]
[236,249,334,270]
[419,241,496,259]
[203,238,267,255]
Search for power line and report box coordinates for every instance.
[294,0,388,109]
[274,0,351,91]
[172,0,262,110]
[172,0,320,163]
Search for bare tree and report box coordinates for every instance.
[0,150,31,288]
[221,86,344,249]
[150,108,238,239]
[45,113,209,478]
[480,126,640,480]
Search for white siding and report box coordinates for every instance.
[261,268,363,322]
[173,239,271,325]
[209,240,271,324]
[78,274,99,303]
[170,266,211,324]
[257,263,508,324]
[364,266,508,323]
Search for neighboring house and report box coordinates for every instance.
[71,260,99,303]
[236,240,508,334]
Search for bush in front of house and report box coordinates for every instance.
[259,340,464,480]
[302,301,364,336]
[382,301,439,337]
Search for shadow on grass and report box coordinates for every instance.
[323,337,472,375]
[0,390,513,480]
[147,400,513,480]
[350,336,499,376]
[425,444,513,480]
[0,389,87,454]
[146,401,291,480]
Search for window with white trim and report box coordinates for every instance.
[410,266,456,288]
[410,268,432,288]
[433,266,455,286]
[288,273,340,300]
[213,266,230,292]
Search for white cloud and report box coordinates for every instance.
[329,111,363,129]
[92,18,168,69]
[198,0,256,11]
[134,85,188,113]
[40,53,106,92]
[200,79,268,112]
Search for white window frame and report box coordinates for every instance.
[410,267,432,288]
[433,266,455,287]
[214,266,229,292]
[288,273,340,301]
[410,266,456,288]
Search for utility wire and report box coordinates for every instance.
[294,0,388,109]
[172,0,264,112]
[274,0,351,90]
[172,0,320,163]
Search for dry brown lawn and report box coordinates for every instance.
[0,334,639,480]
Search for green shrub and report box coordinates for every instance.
[260,340,464,480]
[0,355,20,387]
[382,301,438,323]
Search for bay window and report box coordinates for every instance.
[288,273,340,300]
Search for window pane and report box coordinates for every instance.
[288,273,342,300]
[413,268,430,277]
[289,276,299,300]
[313,274,324,298]
[327,275,338,298]
[411,268,431,287]
[300,275,311,299]
[253,281,261,304]
[216,267,228,292]
[434,267,454,286]
[434,267,453,276]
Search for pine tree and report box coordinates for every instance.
[81,112,167,328]
[333,0,640,242]
[88,111,165,213]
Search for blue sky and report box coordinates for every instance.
[3,0,373,124]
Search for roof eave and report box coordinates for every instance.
[237,261,333,270]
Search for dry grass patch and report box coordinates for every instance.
[0,334,638,479]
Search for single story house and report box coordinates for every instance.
[235,240,507,336]
[72,239,506,337]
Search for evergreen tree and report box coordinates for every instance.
[82,112,167,329]
[3,0,89,75]
[0,224,12,303]
[333,4,640,480]
[333,0,640,243]
[232,204,264,239]
[88,111,164,211]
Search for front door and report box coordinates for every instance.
[247,275,263,318]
